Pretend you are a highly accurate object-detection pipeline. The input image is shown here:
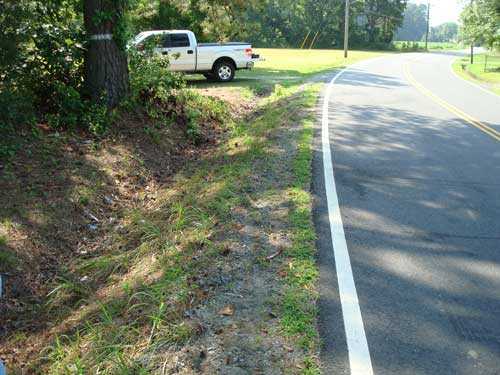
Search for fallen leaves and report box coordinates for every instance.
[218,305,235,316]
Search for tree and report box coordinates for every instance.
[84,0,130,107]
[395,3,428,41]
[429,22,459,43]
[241,0,408,49]
[363,0,408,44]
[460,0,500,50]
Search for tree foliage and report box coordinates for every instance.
[460,0,500,49]
[129,0,262,42]
[395,2,428,41]
[241,0,407,49]
[0,0,85,128]
[0,0,409,141]
[429,22,459,43]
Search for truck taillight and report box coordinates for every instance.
[245,48,253,57]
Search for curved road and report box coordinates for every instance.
[314,52,500,375]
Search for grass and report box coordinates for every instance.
[452,54,500,95]
[187,48,388,96]
[2,48,384,373]
[394,40,462,51]
[251,48,386,75]
[0,234,18,268]
[261,84,322,372]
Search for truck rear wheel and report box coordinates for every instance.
[214,61,235,82]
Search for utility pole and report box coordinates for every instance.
[344,0,350,58]
[470,0,474,64]
[425,1,430,50]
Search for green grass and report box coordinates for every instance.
[187,48,388,96]
[34,83,325,374]
[251,48,386,75]
[5,47,384,373]
[394,40,462,51]
[0,235,18,268]
[0,234,7,247]
[452,54,500,95]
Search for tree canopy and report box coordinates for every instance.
[0,0,409,139]
[429,22,459,43]
[239,0,407,49]
[395,2,428,41]
[460,0,500,49]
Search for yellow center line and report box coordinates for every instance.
[403,64,500,142]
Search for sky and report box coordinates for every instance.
[411,0,465,26]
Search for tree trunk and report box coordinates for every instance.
[84,0,129,107]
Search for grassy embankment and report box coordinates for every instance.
[0,49,384,374]
[452,54,500,95]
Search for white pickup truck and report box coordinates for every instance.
[132,30,262,82]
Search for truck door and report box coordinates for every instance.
[163,33,196,72]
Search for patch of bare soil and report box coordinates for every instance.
[193,87,257,119]
[147,90,314,374]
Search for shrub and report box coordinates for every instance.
[0,83,36,159]
[84,103,110,136]
[39,81,111,136]
[175,90,229,144]
[0,85,36,129]
[45,81,84,130]
[129,47,185,105]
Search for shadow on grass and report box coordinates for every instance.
[0,84,318,373]
[184,67,344,95]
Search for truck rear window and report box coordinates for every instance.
[166,34,190,48]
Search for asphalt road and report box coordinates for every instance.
[314,51,500,375]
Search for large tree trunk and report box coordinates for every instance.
[84,0,129,107]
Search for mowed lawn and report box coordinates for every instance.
[188,48,388,94]
[250,48,386,75]
[453,54,500,95]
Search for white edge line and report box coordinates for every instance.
[449,57,500,100]
[322,60,376,375]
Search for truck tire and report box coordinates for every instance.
[214,61,235,82]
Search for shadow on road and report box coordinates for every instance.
[313,71,500,374]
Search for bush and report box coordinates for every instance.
[129,46,185,105]
[39,81,110,136]
[45,82,84,130]
[84,103,110,136]
[0,83,36,159]
[0,85,36,129]
[175,90,229,144]
[24,15,86,104]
